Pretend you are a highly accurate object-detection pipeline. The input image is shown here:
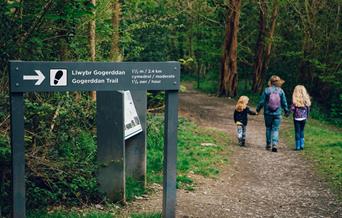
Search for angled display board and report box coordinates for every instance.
[121,91,143,140]
[10,61,179,92]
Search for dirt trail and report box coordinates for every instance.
[124,86,342,217]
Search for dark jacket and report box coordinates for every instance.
[234,107,257,126]
[256,86,289,116]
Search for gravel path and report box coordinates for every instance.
[123,87,342,218]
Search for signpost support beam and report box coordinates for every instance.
[125,91,147,185]
[163,90,179,218]
[96,91,125,202]
[10,92,25,218]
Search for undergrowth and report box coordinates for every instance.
[0,91,230,216]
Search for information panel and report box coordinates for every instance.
[9,61,180,92]
[120,90,143,140]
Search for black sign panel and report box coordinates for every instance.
[9,61,180,92]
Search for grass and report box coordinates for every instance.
[28,210,161,218]
[28,209,117,218]
[196,80,218,94]
[130,212,161,218]
[146,115,230,190]
[283,119,342,200]
[126,177,146,201]
[181,73,219,94]
[28,115,230,217]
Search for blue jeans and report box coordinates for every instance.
[264,115,281,146]
[294,120,306,149]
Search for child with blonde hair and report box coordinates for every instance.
[234,96,257,146]
[290,85,311,150]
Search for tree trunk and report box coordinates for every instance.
[110,0,122,61]
[336,5,340,31]
[263,0,279,72]
[187,1,194,59]
[252,0,267,93]
[89,0,96,101]
[252,0,279,93]
[218,0,241,97]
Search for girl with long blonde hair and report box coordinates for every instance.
[292,85,311,107]
[234,96,257,146]
[290,85,311,150]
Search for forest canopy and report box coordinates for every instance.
[1,0,341,121]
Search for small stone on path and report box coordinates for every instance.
[200,142,218,147]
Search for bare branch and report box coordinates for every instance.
[19,0,54,44]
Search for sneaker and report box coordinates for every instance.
[272,147,277,152]
[241,139,246,146]
[266,145,271,150]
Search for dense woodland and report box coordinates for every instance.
[0,0,341,215]
[1,0,341,117]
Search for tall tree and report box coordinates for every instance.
[252,0,267,93]
[219,0,241,97]
[252,0,279,93]
[89,0,96,100]
[110,0,122,61]
[263,0,279,74]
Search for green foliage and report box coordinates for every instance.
[28,210,116,218]
[1,0,341,215]
[1,93,230,215]
[1,0,340,122]
[130,212,162,218]
[0,139,10,161]
[147,91,165,108]
[0,93,101,214]
[0,92,10,214]
[197,79,219,94]
[273,0,341,122]
[28,209,161,218]
[126,177,146,202]
[330,94,342,126]
[283,120,342,199]
[147,114,229,189]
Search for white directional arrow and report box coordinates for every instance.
[23,70,45,85]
